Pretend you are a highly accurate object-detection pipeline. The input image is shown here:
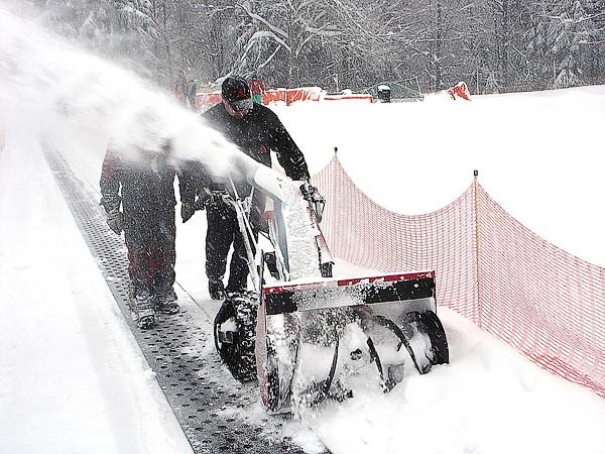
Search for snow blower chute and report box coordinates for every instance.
[212,167,449,414]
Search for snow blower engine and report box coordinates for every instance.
[213,175,449,414]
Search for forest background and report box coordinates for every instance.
[28,0,605,95]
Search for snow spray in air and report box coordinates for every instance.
[0,5,264,184]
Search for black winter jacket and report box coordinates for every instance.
[180,103,310,214]
[100,149,179,217]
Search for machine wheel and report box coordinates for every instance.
[214,292,259,382]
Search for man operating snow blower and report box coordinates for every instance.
[180,76,325,300]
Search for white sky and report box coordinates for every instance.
[1,7,605,454]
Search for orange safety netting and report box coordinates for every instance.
[196,87,371,108]
[310,154,605,398]
[262,87,323,105]
[195,92,221,109]
[196,88,322,109]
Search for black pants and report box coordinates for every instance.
[124,209,176,298]
[206,205,258,293]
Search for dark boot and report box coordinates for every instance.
[156,287,180,315]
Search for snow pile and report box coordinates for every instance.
[273,86,605,267]
[0,123,193,454]
[304,308,605,454]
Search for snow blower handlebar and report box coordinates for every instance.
[235,155,325,225]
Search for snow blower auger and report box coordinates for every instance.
[256,271,449,413]
[211,170,449,415]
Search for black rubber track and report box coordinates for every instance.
[45,149,328,454]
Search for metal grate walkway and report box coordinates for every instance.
[45,149,323,454]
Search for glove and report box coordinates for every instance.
[300,181,326,223]
[194,188,215,210]
[203,188,232,209]
[106,209,124,235]
[181,202,196,223]
[250,205,269,233]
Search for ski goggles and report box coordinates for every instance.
[228,97,253,112]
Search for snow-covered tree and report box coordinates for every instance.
[526,0,603,89]
[28,0,605,94]
[32,0,161,80]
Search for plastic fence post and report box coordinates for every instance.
[473,169,482,328]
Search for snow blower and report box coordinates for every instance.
[213,172,449,414]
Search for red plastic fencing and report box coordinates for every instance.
[195,87,370,109]
[311,154,605,398]
[311,156,479,320]
[258,87,323,105]
[195,91,221,110]
[477,189,605,397]
[195,88,322,109]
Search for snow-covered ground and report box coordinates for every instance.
[2,6,605,454]
[0,123,195,454]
